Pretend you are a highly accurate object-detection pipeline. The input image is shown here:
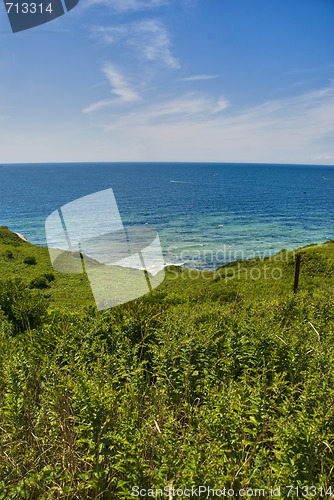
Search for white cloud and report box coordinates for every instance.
[181,74,220,81]
[90,19,180,68]
[82,98,114,114]
[93,82,334,164]
[144,93,229,118]
[136,20,180,68]
[215,96,229,112]
[90,25,125,44]
[83,64,140,113]
[102,64,140,102]
[2,84,334,163]
[157,97,207,116]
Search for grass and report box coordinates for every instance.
[0,226,334,498]
[0,226,95,310]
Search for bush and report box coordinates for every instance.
[29,276,49,290]
[0,279,48,331]
[43,272,55,282]
[4,250,13,259]
[0,226,24,246]
[23,256,37,265]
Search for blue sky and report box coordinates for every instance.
[0,0,333,164]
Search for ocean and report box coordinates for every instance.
[0,162,333,270]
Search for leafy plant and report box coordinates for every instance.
[0,279,48,331]
[23,255,37,265]
[29,276,50,289]
[0,229,334,495]
[43,272,55,282]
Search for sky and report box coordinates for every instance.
[0,0,333,164]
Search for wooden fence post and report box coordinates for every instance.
[294,253,301,293]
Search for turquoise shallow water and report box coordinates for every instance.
[0,162,333,269]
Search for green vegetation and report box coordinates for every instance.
[23,256,37,265]
[29,273,56,290]
[4,250,14,260]
[29,276,50,290]
[0,226,334,498]
[44,272,55,283]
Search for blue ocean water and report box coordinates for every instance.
[0,162,333,270]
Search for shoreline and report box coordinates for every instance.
[4,227,332,274]
[14,232,30,243]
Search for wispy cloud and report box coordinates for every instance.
[83,63,140,113]
[144,93,229,118]
[82,98,114,114]
[181,74,220,81]
[90,19,180,68]
[102,64,140,102]
[216,96,229,112]
[93,82,334,163]
[135,20,180,68]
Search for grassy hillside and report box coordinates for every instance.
[0,226,95,310]
[0,226,334,498]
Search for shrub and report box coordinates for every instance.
[23,256,37,265]
[43,272,55,282]
[29,276,49,290]
[0,226,23,246]
[0,279,48,331]
[4,250,14,259]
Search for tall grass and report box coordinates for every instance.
[1,230,334,498]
